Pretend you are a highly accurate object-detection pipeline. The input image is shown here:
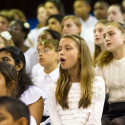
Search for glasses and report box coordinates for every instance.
[35,48,50,54]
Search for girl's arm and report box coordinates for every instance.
[48,83,62,125]
[86,76,105,125]
[29,97,44,125]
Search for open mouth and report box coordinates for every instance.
[60,57,66,62]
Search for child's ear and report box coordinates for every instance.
[15,117,28,125]
[15,61,23,72]
[7,81,16,95]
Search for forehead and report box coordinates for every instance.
[94,2,107,8]
[45,2,56,7]
[59,38,77,46]
[48,17,59,23]
[104,25,119,32]
[108,5,120,12]
[63,19,75,24]
[95,23,105,28]
[0,51,12,57]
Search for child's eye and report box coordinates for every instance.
[2,58,9,62]
[103,34,106,39]
[58,48,62,52]
[109,33,114,36]
[66,48,71,50]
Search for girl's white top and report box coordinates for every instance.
[95,57,125,103]
[48,76,105,125]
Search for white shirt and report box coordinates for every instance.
[48,76,105,125]
[19,85,43,125]
[32,63,44,78]
[25,47,38,74]
[80,15,97,56]
[95,57,125,103]
[33,67,59,116]
[25,26,48,48]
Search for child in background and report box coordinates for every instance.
[95,22,125,125]
[61,15,81,35]
[0,96,30,125]
[49,34,105,125]
[94,1,109,20]
[107,4,125,24]
[93,20,109,62]
[33,39,59,122]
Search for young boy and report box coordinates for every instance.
[33,38,59,122]
[0,96,30,125]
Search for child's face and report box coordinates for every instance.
[37,7,48,23]
[37,45,58,67]
[62,19,81,35]
[58,38,80,70]
[0,17,9,33]
[45,2,59,16]
[0,73,8,97]
[107,6,124,23]
[48,18,61,33]
[94,2,108,20]
[0,106,19,125]
[94,23,105,46]
[73,1,90,18]
[0,37,6,49]
[104,25,125,52]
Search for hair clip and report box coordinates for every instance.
[24,22,30,29]
[1,31,12,41]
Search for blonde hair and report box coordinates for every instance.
[56,34,94,109]
[37,38,59,52]
[96,22,125,67]
[93,20,110,63]
[61,15,81,34]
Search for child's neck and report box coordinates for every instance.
[44,63,57,74]
[100,44,105,52]
[68,65,80,83]
[81,14,89,21]
[113,46,125,60]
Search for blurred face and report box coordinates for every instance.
[73,1,90,18]
[104,25,125,52]
[8,23,24,44]
[94,2,108,20]
[0,52,15,67]
[0,17,9,33]
[0,106,19,125]
[0,73,7,96]
[107,5,124,23]
[45,2,59,16]
[48,18,61,33]
[0,37,6,49]
[37,6,48,23]
[58,38,80,70]
[94,23,105,46]
[62,19,81,35]
[38,31,53,41]
[37,45,58,67]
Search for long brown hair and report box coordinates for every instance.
[56,34,94,109]
[93,20,110,63]
[96,22,125,67]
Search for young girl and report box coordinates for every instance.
[93,20,109,62]
[0,31,14,48]
[61,15,81,35]
[48,34,105,125]
[0,61,18,97]
[0,46,44,125]
[96,22,125,125]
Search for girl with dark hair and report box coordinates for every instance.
[0,61,18,98]
[0,46,44,125]
[48,34,105,125]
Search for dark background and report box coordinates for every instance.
[0,0,122,19]
[0,0,122,29]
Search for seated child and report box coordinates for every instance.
[0,96,30,125]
